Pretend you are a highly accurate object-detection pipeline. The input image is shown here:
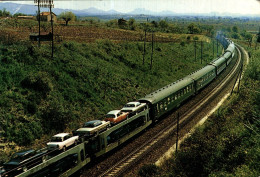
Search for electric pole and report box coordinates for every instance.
[49,0,54,58]
[217,40,219,56]
[150,31,154,70]
[213,39,214,58]
[143,18,148,65]
[194,40,197,61]
[34,0,41,47]
[201,41,203,64]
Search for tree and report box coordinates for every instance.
[159,20,169,29]
[59,11,76,26]
[188,23,200,34]
[151,21,158,28]
[232,26,238,33]
[128,18,136,30]
[118,18,127,28]
[245,33,253,47]
[0,8,11,17]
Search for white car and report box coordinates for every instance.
[47,133,79,151]
[121,101,146,113]
[76,120,110,137]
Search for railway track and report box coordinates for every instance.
[98,44,244,177]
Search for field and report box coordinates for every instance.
[0,18,211,43]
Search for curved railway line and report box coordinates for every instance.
[83,44,246,177]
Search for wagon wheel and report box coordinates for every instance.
[22,166,28,172]
[42,155,47,162]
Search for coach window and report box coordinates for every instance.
[159,103,162,110]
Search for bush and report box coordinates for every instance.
[138,164,159,177]
[21,72,53,96]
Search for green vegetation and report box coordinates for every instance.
[59,11,76,26]
[150,43,260,177]
[0,8,11,17]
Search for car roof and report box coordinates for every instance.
[107,110,121,114]
[86,120,101,124]
[126,102,140,105]
[14,149,35,156]
[53,133,70,137]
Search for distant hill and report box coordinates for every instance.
[0,2,122,16]
[0,2,259,17]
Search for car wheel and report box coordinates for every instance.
[42,155,47,162]
[23,166,28,172]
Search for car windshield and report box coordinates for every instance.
[124,104,135,107]
[84,122,96,127]
[11,154,23,160]
[51,137,63,142]
[106,114,115,118]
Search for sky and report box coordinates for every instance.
[4,0,260,15]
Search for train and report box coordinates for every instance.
[1,33,236,177]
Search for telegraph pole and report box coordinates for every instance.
[201,41,203,64]
[34,0,41,47]
[217,40,219,56]
[150,31,154,70]
[143,30,146,65]
[194,40,197,61]
[49,0,54,58]
[213,39,215,58]
[143,18,148,65]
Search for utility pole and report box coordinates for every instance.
[150,31,154,70]
[194,40,197,61]
[143,30,146,65]
[143,18,148,65]
[217,40,219,56]
[49,0,54,58]
[213,39,215,58]
[201,41,203,64]
[34,0,41,47]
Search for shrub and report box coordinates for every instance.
[21,72,53,96]
[138,164,159,177]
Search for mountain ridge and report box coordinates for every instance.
[0,2,259,17]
